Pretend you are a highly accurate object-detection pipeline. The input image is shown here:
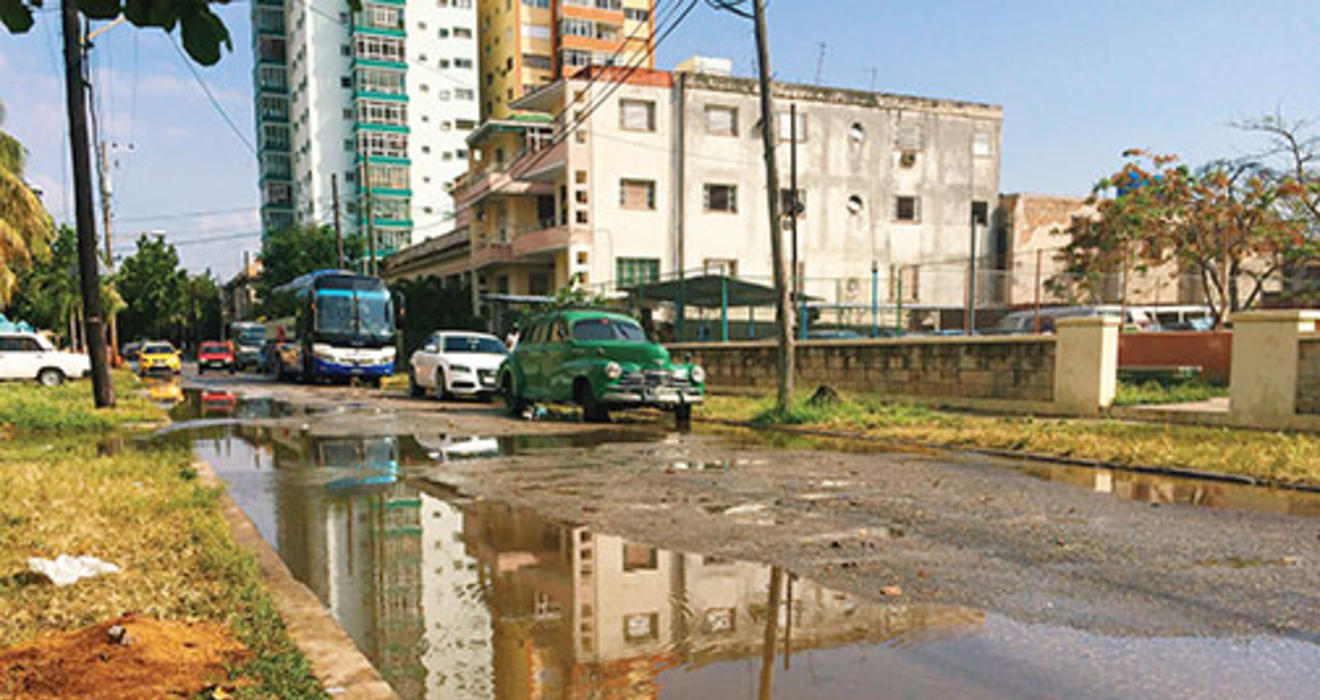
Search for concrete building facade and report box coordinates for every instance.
[251,0,481,259]
[394,61,1003,331]
[477,0,656,120]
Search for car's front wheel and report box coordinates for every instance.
[37,368,65,387]
[498,372,527,416]
[408,368,424,398]
[575,377,610,423]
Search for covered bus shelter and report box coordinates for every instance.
[621,274,816,342]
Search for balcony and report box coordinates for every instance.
[470,223,590,270]
[452,140,566,208]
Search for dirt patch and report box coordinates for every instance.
[0,614,251,699]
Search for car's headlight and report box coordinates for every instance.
[605,361,623,380]
[690,364,706,384]
[450,365,472,374]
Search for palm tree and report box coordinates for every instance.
[1,102,55,306]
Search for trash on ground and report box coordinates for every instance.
[27,554,122,587]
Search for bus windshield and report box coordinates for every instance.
[315,288,393,340]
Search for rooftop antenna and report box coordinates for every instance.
[867,66,878,92]
[814,42,827,84]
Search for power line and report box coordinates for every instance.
[115,205,259,223]
[167,35,256,156]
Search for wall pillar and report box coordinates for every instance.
[1053,316,1119,415]
[1229,310,1320,425]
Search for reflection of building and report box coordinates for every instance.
[458,499,984,699]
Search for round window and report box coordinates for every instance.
[848,123,865,144]
[847,195,864,214]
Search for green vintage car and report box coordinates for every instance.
[496,309,706,424]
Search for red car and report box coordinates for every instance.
[197,341,235,375]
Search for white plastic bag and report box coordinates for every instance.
[28,555,122,586]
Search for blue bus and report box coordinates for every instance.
[275,270,398,385]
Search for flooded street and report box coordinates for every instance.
[153,379,1320,699]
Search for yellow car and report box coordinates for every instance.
[138,341,182,375]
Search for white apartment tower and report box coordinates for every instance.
[252,0,481,259]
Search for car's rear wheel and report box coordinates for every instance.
[37,368,65,387]
[498,372,527,416]
[575,377,610,423]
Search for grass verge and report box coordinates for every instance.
[1114,380,1229,406]
[700,393,1320,485]
[0,371,163,434]
[0,382,324,697]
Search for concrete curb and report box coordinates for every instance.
[697,417,1320,494]
[193,459,399,699]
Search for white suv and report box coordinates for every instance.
[0,332,92,386]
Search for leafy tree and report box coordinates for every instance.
[0,105,54,305]
[1051,151,1313,327]
[390,275,483,358]
[256,223,363,318]
[1,0,233,64]
[115,233,187,343]
[182,272,222,348]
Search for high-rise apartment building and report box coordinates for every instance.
[251,0,481,259]
[477,0,655,119]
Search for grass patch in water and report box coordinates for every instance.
[702,393,1320,485]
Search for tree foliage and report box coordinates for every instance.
[389,275,483,358]
[1,0,232,64]
[256,223,363,318]
[116,233,187,342]
[1050,150,1314,327]
[1,110,54,305]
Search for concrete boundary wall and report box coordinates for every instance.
[671,317,1118,415]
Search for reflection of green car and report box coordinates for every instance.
[497,309,705,424]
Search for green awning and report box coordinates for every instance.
[622,274,813,309]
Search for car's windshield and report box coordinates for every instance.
[143,344,174,354]
[572,318,647,342]
[443,335,507,354]
[235,328,265,346]
[201,343,228,353]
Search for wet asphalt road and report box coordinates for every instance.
[177,366,1320,695]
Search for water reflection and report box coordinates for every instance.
[192,429,984,699]
[141,376,183,407]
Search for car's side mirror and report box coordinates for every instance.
[423,344,438,354]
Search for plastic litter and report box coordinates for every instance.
[28,555,122,587]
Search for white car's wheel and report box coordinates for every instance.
[37,368,65,387]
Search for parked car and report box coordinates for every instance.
[409,331,508,400]
[0,331,91,386]
[120,341,143,364]
[496,309,705,426]
[137,341,182,375]
[989,305,1161,335]
[806,329,864,340]
[197,341,236,374]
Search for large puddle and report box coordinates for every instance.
[163,388,1320,699]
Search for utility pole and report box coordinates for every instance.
[813,42,826,85]
[752,0,794,412]
[97,141,119,361]
[331,173,344,269]
[790,102,802,340]
[966,209,978,335]
[61,3,114,407]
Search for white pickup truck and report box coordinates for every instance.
[0,332,92,386]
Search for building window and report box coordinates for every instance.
[523,0,550,6]
[972,200,989,226]
[899,150,918,168]
[624,7,649,20]
[455,119,477,129]
[624,613,658,642]
[894,196,921,222]
[455,88,474,100]
[779,188,805,217]
[973,131,993,158]
[622,542,658,571]
[437,28,449,38]
[616,258,659,287]
[619,99,655,132]
[849,122,866,144]
[847,195,864,214]
[703,184,737,213]
[619,179,655,210]
[561,18,593,36]
[455,58,474,68]
[522,53,552,70]
[563,49,591,67]
[576,210,588,224]
[454,26,473,38]
[421,145,431,153]
[705,105,737,136]
[777,111,807,141]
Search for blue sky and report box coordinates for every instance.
[2,0,1318,279]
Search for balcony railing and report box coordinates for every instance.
[452,140,567,207]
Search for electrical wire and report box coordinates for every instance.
[167,35,256,156]
[115,205,260,223]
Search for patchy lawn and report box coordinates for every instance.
[0,378,324,697]
[1114,379,1229,406]
[700,393,1320,486]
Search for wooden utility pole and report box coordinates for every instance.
[752,0,794,412]
[97,141,119,361]
[790,102,801,340]
[61,3,114,407]
[756,566,784,700]
[331,173,344,269]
